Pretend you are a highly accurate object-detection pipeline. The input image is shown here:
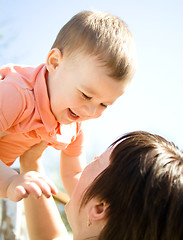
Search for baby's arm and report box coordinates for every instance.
[0,159,57,202]
[20,142,68,240]
[60,151,85,197]
[0,160,20,200]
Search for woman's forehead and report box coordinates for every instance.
[99,146,114,164]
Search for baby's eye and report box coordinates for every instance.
[100,103,107,108]
[82,92,92,100]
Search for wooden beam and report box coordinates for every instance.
[52,191,70,205]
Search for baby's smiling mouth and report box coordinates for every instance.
[68,108,79,119]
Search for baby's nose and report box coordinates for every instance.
[83,105,98,117]
[86,106,97,117]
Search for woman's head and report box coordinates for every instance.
[66,131,183,240]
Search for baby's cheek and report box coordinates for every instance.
[94,111,103,119]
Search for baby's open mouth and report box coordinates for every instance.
[69,108,79,118]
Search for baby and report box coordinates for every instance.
[0,10,136,201]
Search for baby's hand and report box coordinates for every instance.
[6,171,58,202]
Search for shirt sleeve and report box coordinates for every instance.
[63,123,85,157]
[0,81,24,132]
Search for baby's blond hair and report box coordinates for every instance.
[52,10,137,81]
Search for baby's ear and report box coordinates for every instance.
[46,48,62,73]
[88,199,109,221]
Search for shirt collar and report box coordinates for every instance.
[34,64,57,132]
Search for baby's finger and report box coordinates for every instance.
[14,186,29,201]
[28,179,53,198]
[44,178,58,195]
[33,174,58,195]
[15,185,28,196]
[33,178,53,198]
[24,182,43,199]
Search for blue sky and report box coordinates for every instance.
[0,0,183,165]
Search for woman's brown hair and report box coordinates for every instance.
[81,131,183,240]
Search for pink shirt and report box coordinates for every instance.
[0,64,84,166]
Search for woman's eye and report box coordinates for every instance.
[82,92,92,100]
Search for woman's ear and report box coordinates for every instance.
[88,199,109,221]
[46,48,62,73]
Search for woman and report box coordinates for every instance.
[20,131,183,240]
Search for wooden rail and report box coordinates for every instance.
[53,191,70,204]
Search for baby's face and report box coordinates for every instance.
[47,51,129,125]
